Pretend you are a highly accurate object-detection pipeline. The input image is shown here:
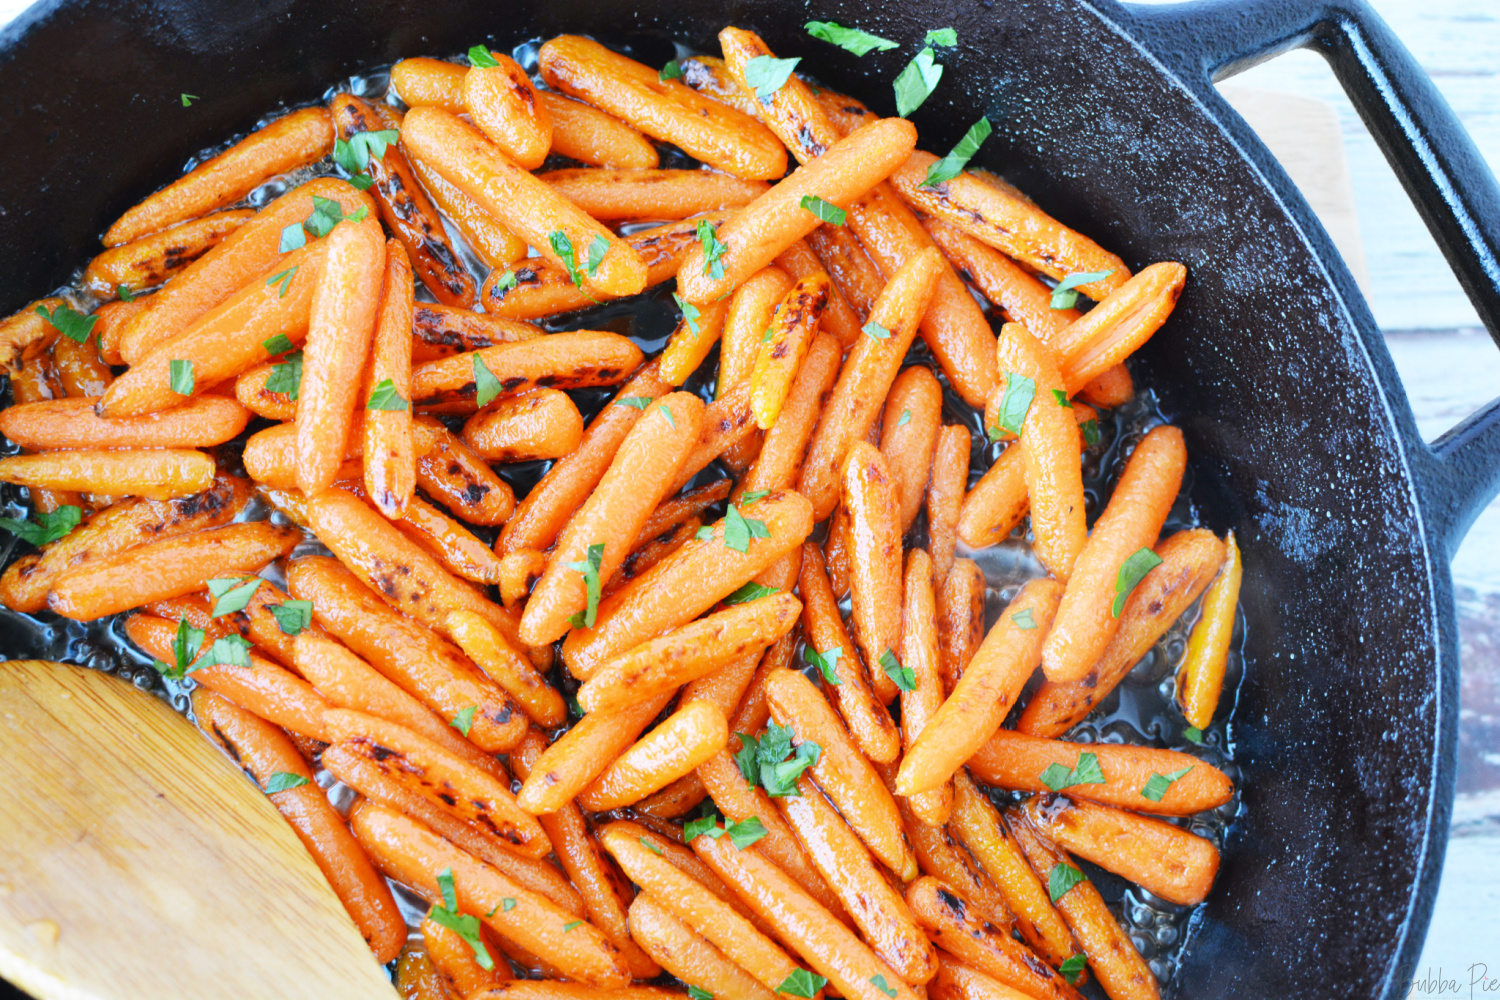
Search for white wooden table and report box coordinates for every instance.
[0,0,1496,989]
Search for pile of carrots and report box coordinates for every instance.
[0,21,1245,1000]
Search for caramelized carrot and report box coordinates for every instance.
[360,240,416,517]
[543,168,768,221]
[577,699,729,812]
[751,272,827,429]
[842,442,904,704]
[0,396,249,450]
[896,550,952,826]
[407,150,530,270]
[1053,264,1186,395]
[515,691,676,814]
[627,895,773,1000]
[1076,363,1135,408]
[0,297,63,373]
[880,366,943,531]
[84,210,253,299]
[387,492,506,586]
[739,333,840,498]
[1177,531,1242,730]
[446,610,566,729]
[927,425,971,582]
[806,224,883,323]
[409,330,643,410]
[774,239,862,347]
[422,914,507,996]
[659,298,730,387]
[461,390,585,462]
[540,92,660,169]
[463,53,553,170]
[414,416,516,526]
[0,449,214,501]
[411,303,541,363]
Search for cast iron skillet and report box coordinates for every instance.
[1,0,1498,996]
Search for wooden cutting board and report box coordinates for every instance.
[0,660,399,1000]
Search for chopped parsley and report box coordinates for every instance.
[923,117,992,187]
[1048,861,1087,902]
[696,218,728,281]
[804,21,898,56]
[265,351,303,400]
[450,705,478,737]
[472,353,502,407]
[207,576,261,617]
[1039,752,1105,792]
[1050,269,1115,310]
[1141,766,1195,802]
[0,505,81,547]
[262,771,308,793]
[34,303,96,344]
[799,195,846,226]
[1112,548,1163,618]
[429,868,493,969]
[743,55,800,102]
[168,359,195,396]
[366,378,409,411]
[724,581,779,606]
[269,599,314,636]
[989,372,1035,439]
[564,542,605,629]
[879,648,915,692]
[803,645,842,685]
[722,503,770,554]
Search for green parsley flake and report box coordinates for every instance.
[990,372,1035,439]
[262,333,295,356]
[896,409,912,428]
[472,353,503,407]
[743,55,801,102]
[34,303,97,344]
[863,321,891,340]
[450,705,478,736]
[366,378,409,411]
[1081,418,1102,447]
[1183,726,1204,745]
[1011,608,1037,630]
[0,505,81,547]
[614,396,653,410]
[586,234,609,277]
[1141,766,1195,802]
[640,836,664,855]
[804,21,899,56]
[1112,548,1163,617]
[429,867,494,969]
[741,490,770,504]
[267,265,298,297]
[263,771,309,793]
[776,969,828,998]
[726,815,769,849]
[563,542,605,630]
[799,195,846,225]
[279,222,307,253]
[870,973,899,998]
[468,46,500,68]
[1039,751,1105,792]
[803,645,843,685]
[492,269,518,294]
[880,648,915,692]
[660,60,685,82]
[180,93,198,107]
[193,634,252,671]
[1048,861,1087,902]
[562,920,583,932]
[169,359,195,396]
[687,986,713,1000]
[926,27,958,46]
[724,581,779,606]
[658,403,676,429]
[270,600,314,636]
[722,503,770,554]
[1059,953,1088,984]
[894,47,943,117]
[1050,269,1115,310]
[265,352,303,400]
[1053,388,1073,408]
[207,576,262,618]
[118,285,136,302]
[696,218,728,281]
[923,117,992,187]
[673,293,702,334]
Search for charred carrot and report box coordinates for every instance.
[461,390,584,462]
[842,442,905,704]
[409,330,643,409]
[462,53,553,170]
[1177,531,1241,730]
[881,366,943,531]
[896,550,952,826]
[386,492,505,586]
[413,416,516,526]
[774,239,862,347]
[446,610,566,729]
[751,272,827,429]
[720,266,794,400]
[407,150,530,270]
[421,913,506,996]
[0,297,63,373]
[739,333,840,498]
[1053,263,1186,394]
[84,210,253,299]
[806,224,883,323]
[659,299,730,387]
[411,303,541,363]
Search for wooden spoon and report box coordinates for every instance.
[0,660,399,1000]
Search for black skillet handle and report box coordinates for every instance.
[1122,0,1500,561]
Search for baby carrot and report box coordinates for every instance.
[668,379,758,493]
[607,519,701,596]
[881,366,943,531]
[0,449,214,501]
[462,53,553,170]
[926,425,971,582]
[407,150,530,270]
[764,669,916,880]
[720,265,794,399]
[560,491,813,679]
[521,392,704,645]
[776,774,938,984]
[798,545,900,763]
[947,773,1079,971]
[1049,263,1186,391]
[896,579,1063,796]
[739,333,841,497]
[84,210,252,299]
[539,36,786,181]
[500,362,671,555]
[362,239,416,518]
[577,594,800,714]
[515,691,676,814]
[627,895,774,1000]
[1042,425,1187,682]
[52,330,112,400]
[93,296,152,366]
[409,330,643,409]
[797,247,943,520]
[958,404,1097,548]
[421,914,506,996]
[234,363,297,421]
[461,390,584,462]
[0,297,62,373]
[929,955,1050,1000]
[936,559,987,694]
[399,107,646,299]
[896,549,953,826]
[905,877,1083,1000]
[842,441,905,704]
[543,168,768,221]
[193,688,404,963]
[540,92,660,169]
[751,272,827,430]
[806,224,883,323]
[446,610,566,729]
[676,119,918,302]
[387,492,506,585]
[1077,363,1135,408]
[577,699,729,812]
[922,215,1077,338]
[350,800,631,987]
[105,107,334,246]
[1008,818,1159,1000]
[411,303,540,362]
[1177,531,1242,730]
[659,298,730,387]
[296,219,385,494]
[775,240,862,347]
[413,416,516,526]
[0,396,249,450]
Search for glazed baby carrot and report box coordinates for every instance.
[627,895,774,1000]
[1177,530,1242,729]
[577,594,800,713]
[106,107,334,246]
[797,544,900,763]
[896,578,1063,796]
[1077,363,1135,408]
[393,940,452,1000]
[467,985,684,999]
[388,493,505,585]
[896,549,953,826]
[446,609,566,729]
[693,751,848,920]
[947,773,1079,971]
[738,332,840,497]
[462,390,585,462]
[360,240,416,517]
[807,224,883,322]
[521,392,703,645]
[1042,425,1187,682]
[0,449,214,501]
[192,688,405,963]
[605,818,768,930]
[1019,529,1224,737]
[842,441,905,704]
[399,107,645,298]
[411,303,541,362]
[992,322,1088,579]
[125,613,332,741]
[764,668,916,880]
[500,362,671,556]
[598,825,808,996]
[422,914,506,996]
[929,955,1049,1000]
[287,555,525,751]
[560,490,813,679]
[515,690,676,814]
[752,272,827,429]
[926,425,971,582]
[659,299,730,387]
[241,423,360,488]
[101,237,329,416]
[93,296,152,366]
[211,575,326,671]
[296,219,385,494]
[499,549,547,609]
[957,404,1097,548]
[0,473,248,613]
[542,168,769,221]
[350,801,631,988]
[234,363,297,421]
[52,333,114,398]
[922,215,1077,338]
[331,97,477,308]
[675,118,918,302]
[774,240,862,348]
[2,355,79,514]
[0,395,250,450]
[577,699,729,811]
[114,178,373,365]
[539,92,660,169]
[408,330,643,409]
[539,36,786,181]
[84,210,253,299]
[323,706,548,857]
[888,156,1128,301]
[935,558,986,694]
[463,52,553,170]
[776,774,939,984]
[905,877,1083,1000]
[510,730,661,979]
[46,519,294,619]
[881,366,943,531]
[680,648,760,720]
[413,416,516,526]
[407,151,529,269]
[1008,819,1159,1000]
[631,478,732,551]
[1053,263,1187,394]
[0,296,63,372]
[720,265,794,398]
[966,729,1232,816]
[1022,796,1220,906]
[797,247,943,520]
